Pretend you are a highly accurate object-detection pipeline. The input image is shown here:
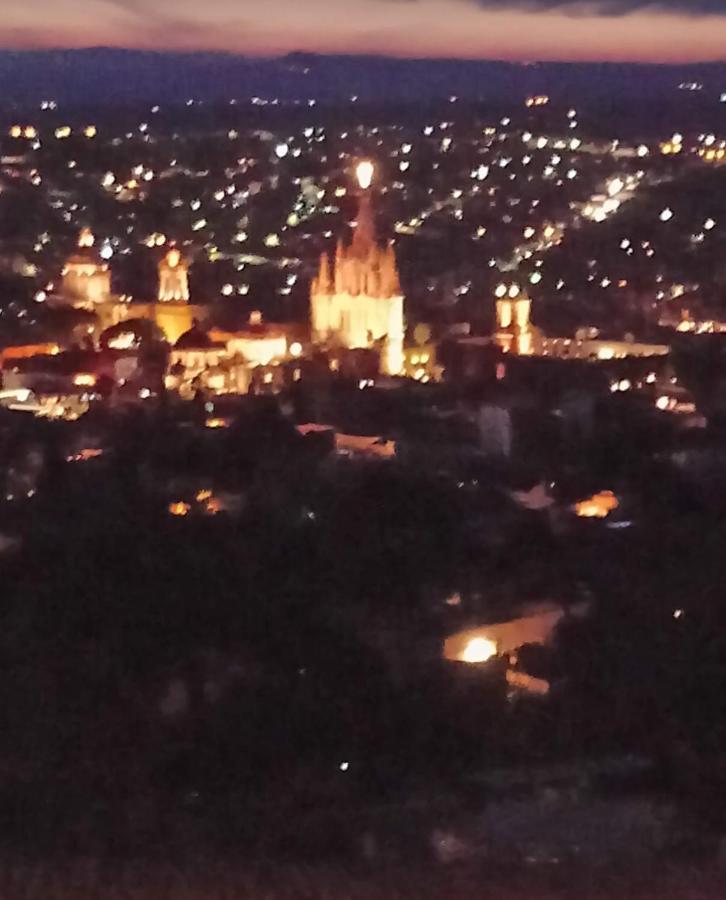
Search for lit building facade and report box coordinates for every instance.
[154,248,196,344]
[493,281,668,361]
[95,249,204,346]
[61,229,112,309]
[495,282,536,356]
[210,312,288,368]
[311,162,405,376]
[158,247,190,302]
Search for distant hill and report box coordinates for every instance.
[0,47,724,108]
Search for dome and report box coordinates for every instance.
[100,318,160,351]
[174,324,225,351]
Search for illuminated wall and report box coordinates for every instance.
[154,304,195,346]
[98,300,206,346]
[444,604,568,663]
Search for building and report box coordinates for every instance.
[95,248,206,345]
[495,282,537,356]
[493,280,669,362]
[158,247,189,302]
[209,311,288,368]
[165,314,293,398]
[311,161,405,376]
[61,228,112,309]
[166,325,236,398]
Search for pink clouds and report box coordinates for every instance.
[0,0,724,62]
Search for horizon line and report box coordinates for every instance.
[0,45,724,66]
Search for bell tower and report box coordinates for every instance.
[158,247,190,303]
[62,228,112,308]
[494,282,534,355]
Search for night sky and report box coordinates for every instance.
[1,0,725,62]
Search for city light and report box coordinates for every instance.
[574,491,619,519]
[462,637,498,664]
[356,160,375,190]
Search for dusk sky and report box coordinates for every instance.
[1,0,726,63]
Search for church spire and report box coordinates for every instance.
[317,251,332,294]
[351,160,377,259]
[351,190,376,258]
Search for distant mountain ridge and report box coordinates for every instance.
[0,47,724,108]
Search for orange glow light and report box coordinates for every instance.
[73,373,96,387]
[574,490,619,519]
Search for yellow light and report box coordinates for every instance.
[356,160,374,191]
[289,341,303,358]
[78,228,95,249]
[55,126,71,140]
[107,332,137,351]
[169,502,191,517]
[166,248,181,269]
[9,126,22,138]
[462,637,498,664]
[84,125,97,138]
[73,373,96,387]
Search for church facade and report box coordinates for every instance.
[310,164,405,376]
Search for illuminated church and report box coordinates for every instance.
[58,233,205,346]
[311,162,405,376]
[492,280,669,361]
[494,282,535,356]
[152,247,200,345]
[61,228,112,309]
[158,247,190,303]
